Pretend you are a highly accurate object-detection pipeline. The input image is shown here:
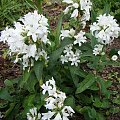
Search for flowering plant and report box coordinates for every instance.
[0,0,120,120]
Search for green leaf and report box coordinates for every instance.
[112,97,120,105]
[81,106,97,120]
[20,69,31,88]
[85,33,98,48]
[69,66,79,87]
[69,66,87,87]
[23,94,35,109]
[78,94,92,105]
[25,72,37,93]
[88,108,96,119]
[5,103,21,120]
[96,113,105,120]
[109,48,118,57]
[64,96,75,109]
[36,0,43,13]
[103,3,111,15]
[25,0,37,9]
[69,66,87,78]
[76,74,95,94]
[109,107,120,114]
[89,82,99,91]
[97,77,111,98]
[4,80,13,88]
[34,61,44,81]
[93,97,110,108]
[91,9,97,22]
[54,13,63,47]
[49,37,73,68]
[4,103,15,118]
[0,88,13,101]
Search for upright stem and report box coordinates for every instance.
[35,0,43,14]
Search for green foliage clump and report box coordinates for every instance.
[0,0,32,30]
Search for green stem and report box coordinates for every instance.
[35,0,43,14]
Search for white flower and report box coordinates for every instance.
[45,97,57,110]
[52,106,75,120]
[56,91,67,108]
[118,50,120,56]
[111,55,118,61]
[71,9,78,18]
[41,77,57,96]
[45,102,57,110]
[0,112,3,119]
[20,10,50,45]
[80,0,92,11]
[63,0,79,19]
[72,3,79,8]
[41,81,53,95]
[62,0,92,28]
[90,14,120,44]
[27,44,37,58]
[62,106,75,117]
[60,29,75,40]
[27,107,41,120]
[93,44,103,56]
[61,44,81,66]
[0,10,50,70]
[63,44,73,55]
[74,31,87,46]
[69,53,80,66]
[54,113,62,120]
[41,78,75,120]
[42,111,55,120]
[80,0,92,28]
[62,0,73,4]
[22,55,29,70]
[60,55,69,64]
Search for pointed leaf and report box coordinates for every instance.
[76,74,95,94]
[0,88,13,101]
[54,13,63,47]
[64,96,75,109]
[25,72,37,93]
[25,0,37,9]
[34,61,44,81]
[49,37,73,68]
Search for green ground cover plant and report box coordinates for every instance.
[0,0,120,120]
[0,0,33,30]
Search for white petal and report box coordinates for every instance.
[71,9,78,18]
[54,113,62,120]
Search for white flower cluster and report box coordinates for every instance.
[26,78,75,120]
[74,31,87,46]
[60,30,87,66]
[0,10,50,70]
[60,28,75,40]
[41,77,75,120]
[90,14,120,45]
[80,0,92,27]
[63,0,79,18]
[63,0,92,28]
[60,29,87,46]
[61,44,81,66]
[93,44,103,56]
[27,107,41,120]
